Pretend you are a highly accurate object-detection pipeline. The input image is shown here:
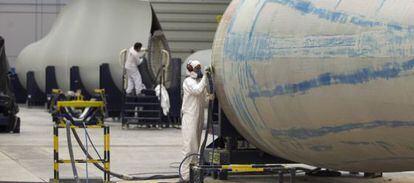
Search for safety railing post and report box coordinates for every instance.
[53,125,59,182]
[104,126,110,182]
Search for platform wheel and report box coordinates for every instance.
[218,170,228,180]
[212,171,219,179]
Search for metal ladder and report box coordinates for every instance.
[121,90,162,128]
[119,49,170,129]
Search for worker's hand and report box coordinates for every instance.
[205,66,212,74]
[207,94,215,101]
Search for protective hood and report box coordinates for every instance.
[187,60,203,79]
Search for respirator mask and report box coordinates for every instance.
[196,69,203,79]
[190,69,203,79]
[187,60,204,79]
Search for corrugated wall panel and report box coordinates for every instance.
[150,0,230,61]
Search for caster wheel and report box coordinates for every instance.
[218,171,228,180]
[212,171,219,179]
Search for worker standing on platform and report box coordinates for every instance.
[180,60,211,182]
[125,42,146,96]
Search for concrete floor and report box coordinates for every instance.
[0,107,182,182]
[2,107,414,183]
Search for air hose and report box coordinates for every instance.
[63,113,179,181]
[65,119,81,183]
[178,153,200,180]
[199,71,215,166]
[61,70,218,182]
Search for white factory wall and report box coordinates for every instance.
[0,0,230,67]
[0,0,70,67]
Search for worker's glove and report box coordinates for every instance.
[205,66,212,74]
[139,57,144,65]
[207,94,215,101]
[67,91,76,97]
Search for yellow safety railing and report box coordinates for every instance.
[53,124,110,182]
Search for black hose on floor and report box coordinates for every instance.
[69,123,179,181]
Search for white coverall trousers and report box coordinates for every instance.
[181,109,204,180]
[180,75,207,181]
[126,69,145,95]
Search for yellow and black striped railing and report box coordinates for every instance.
[55,124,105,128]
[104,126,110,181]
[53,124,110,182]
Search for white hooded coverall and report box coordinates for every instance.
[125,46,145,95]
[180,70,208,181]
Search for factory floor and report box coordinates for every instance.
[0,107,182,182]
[1,107,414,183]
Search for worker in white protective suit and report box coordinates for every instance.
[180,60,212,182]
[125,42,146,95]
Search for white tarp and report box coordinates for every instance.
[155,84,170,116]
